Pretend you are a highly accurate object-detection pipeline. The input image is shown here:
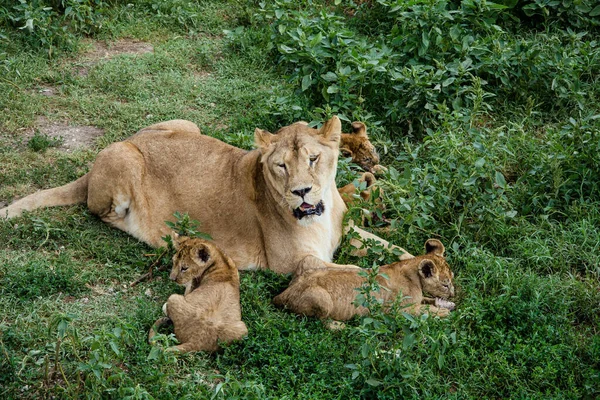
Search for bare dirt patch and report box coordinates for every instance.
[76,39,154,76]
[33,116,104,152]
[85,39,154,60]
[37,86,58,97]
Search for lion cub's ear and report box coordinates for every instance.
[172,231,181,250]
[350,121,367,137]
[319,116,342,144]
[425,239,445,257]
[195,245,210,263]
[171,232,191,251]
[254,128,274,150]
[340,147,353,158]
[418,259,438,279]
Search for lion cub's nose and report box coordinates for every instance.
[292,187,312,197]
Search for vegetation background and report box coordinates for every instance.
[0,0,599,398]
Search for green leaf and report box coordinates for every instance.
[109,341,121,357]
[442,77,456,87]
[475,158,485,168]
[279,44,294,54]
[590,5,600,16]
[366,378,382,386]
[147,346,161,361]
[301,75,312,91]
[495,171,507,189]
[402,333,415,350]
[326,85,339,94]
[321,71,338,82]
[360,342,370,358]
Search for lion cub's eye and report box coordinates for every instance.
[309,155,319,166]
[181,266,189,272]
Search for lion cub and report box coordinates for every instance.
[273,239,455,321]
[148,236,248,353]
[340,121,385,174]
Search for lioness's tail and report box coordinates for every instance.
[148,317,172,343]
[0,174,89,219]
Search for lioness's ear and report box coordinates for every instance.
[319,116,342,144]
[351,121,367,137]
[418,259,437,279]
[296,120,309,126]
[340,147,353,158]
[425,239,445,257]
[254,128,274,150]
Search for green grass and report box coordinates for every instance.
[1,0,599,398]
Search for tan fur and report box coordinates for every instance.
[273,239,455,321]
[297,120,384,173]
[340,122,385,174]
[338,172,379,206]
[148,236,247,353]
[1,117,412,273]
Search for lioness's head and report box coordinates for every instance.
[417,239,455,299]
[170,235,233,291]
[255,116,341,223]
[340,122,380,172]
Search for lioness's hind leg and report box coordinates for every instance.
[87,142,167,247]
[137,120,201,137]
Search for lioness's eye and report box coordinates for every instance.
[278,163,286,170]
[309,155,319,166]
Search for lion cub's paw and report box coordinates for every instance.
[435,298,456,311]
[431,307,451,317]
[324,320,346,331]
[372,165,387,175]
[162,302,168,316]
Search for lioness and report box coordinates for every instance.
[148,235,247,353]
[273,239,455,321]
[0,117,412,273]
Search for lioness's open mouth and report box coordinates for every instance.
[293,201,325,220]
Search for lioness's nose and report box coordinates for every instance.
[292,187,312,197]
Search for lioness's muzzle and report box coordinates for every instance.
[293,201,325,219]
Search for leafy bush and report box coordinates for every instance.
[1,0,107,53]
[230,0,599,135]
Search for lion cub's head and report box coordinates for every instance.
[417,239,455,299]
[340,122,380,173]
[255,116,342,223]
[170,235,236,293]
